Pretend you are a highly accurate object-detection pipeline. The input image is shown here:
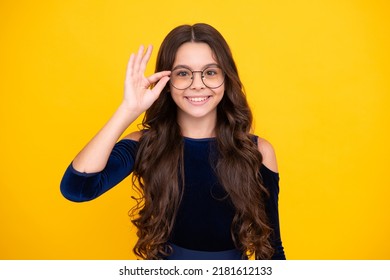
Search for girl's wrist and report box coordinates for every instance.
[117,101,143,120]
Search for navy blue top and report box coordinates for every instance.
[60,136,285,259]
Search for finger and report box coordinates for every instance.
[133,45,145,73]
[125,53,135,80]
[139,45,153,75]
[146,71,171,85]
[151,76,170,96]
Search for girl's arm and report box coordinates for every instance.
[71,45,170,173]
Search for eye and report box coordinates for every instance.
[204,68,220,77]
[174,69,191,77]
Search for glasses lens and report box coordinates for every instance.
[171,68,193,90]
[202,67,224,89]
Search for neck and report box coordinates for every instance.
[177,112,217,139]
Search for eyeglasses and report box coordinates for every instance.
[170,65,225,90]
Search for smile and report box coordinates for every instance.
[185,96,211,104]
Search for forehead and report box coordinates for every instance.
[173,42,217,68]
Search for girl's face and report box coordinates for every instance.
[170,42,225,124]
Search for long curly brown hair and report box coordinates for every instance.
[130,23,274,259]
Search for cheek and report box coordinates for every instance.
[169,89,183,104]
[215,86,225,99]
[169,84,180,96]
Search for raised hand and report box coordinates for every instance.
[123,45,170,114]
[70,45,170,173]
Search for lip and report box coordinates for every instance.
[184,95,211,105]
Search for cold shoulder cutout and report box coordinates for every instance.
[256,136,278,173]
[123,131,142,142]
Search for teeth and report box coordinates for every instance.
[188,97,208,102]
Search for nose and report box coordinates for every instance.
[190,71,205,89]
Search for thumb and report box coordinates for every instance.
[151,76,170,96]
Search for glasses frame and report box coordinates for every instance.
[170,65,225,90]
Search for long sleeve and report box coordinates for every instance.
[260,164,286,260]
[60,139,139,202]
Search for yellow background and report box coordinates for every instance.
[1,0,389,259]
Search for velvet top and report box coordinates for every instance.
[60,136,285,259]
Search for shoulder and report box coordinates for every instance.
[256,137,278,173]
[123,131,142,142]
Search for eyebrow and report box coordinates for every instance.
[171,63,221,71]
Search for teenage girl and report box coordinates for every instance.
[61,23,285,260]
